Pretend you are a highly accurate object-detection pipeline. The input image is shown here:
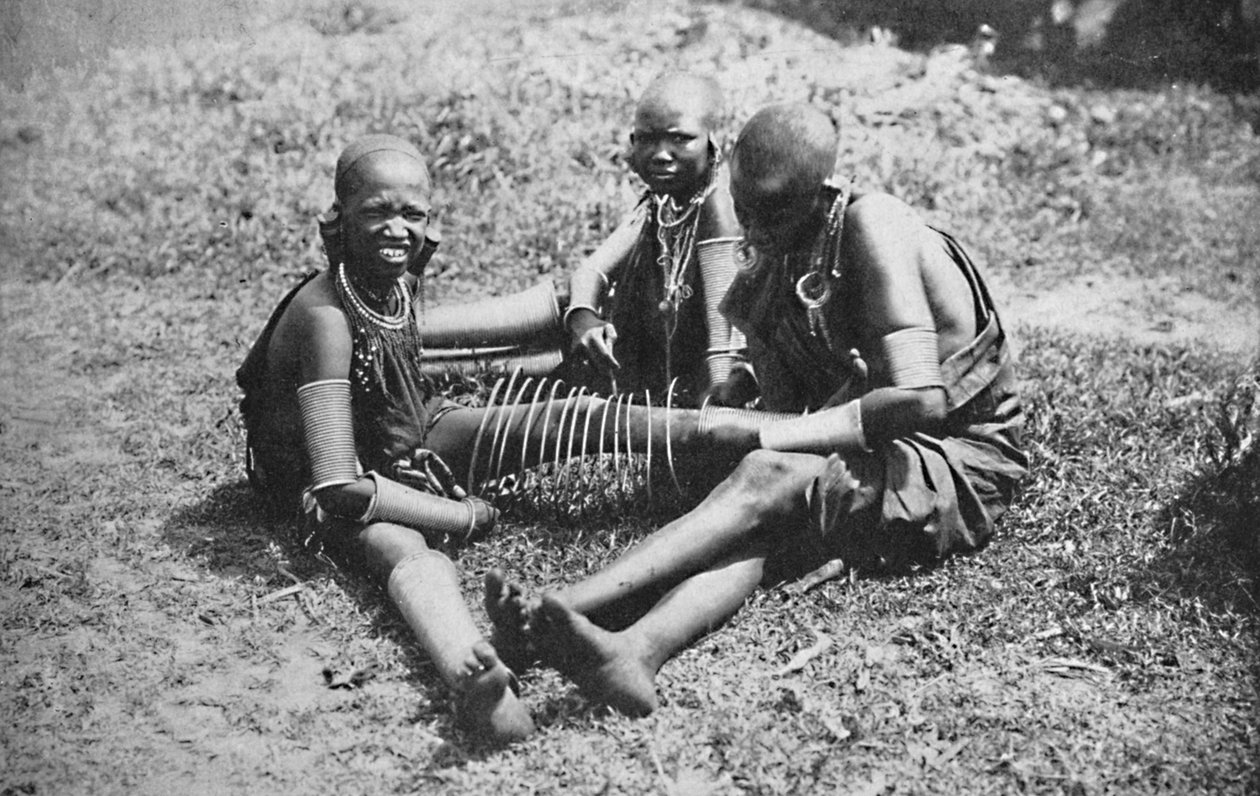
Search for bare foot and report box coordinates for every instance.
[456,641,535,745]
[484,569,538,673]
[533,593,658,717]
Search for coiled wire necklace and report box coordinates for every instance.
[653,170,718,322]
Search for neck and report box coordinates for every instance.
[663,164,714,205]
[344,265,396,306]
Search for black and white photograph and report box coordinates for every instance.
[2,0,1258,792]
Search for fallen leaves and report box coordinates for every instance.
[322,663,382,690]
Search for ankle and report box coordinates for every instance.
[619,626,665,674]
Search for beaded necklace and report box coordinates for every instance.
[333,262,425,396]
[335,262,411,330]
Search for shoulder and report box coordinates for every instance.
[286,272,346,330]
[840,191,934,279]
[698,163,739,240]
[271,271,353,378]
[843,191,922,241]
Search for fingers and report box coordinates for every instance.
[589,326,619,370]
[579,324,620,371]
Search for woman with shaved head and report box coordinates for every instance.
[235,134,539,744]
[488,103,1027,717]
[558,72,754,406]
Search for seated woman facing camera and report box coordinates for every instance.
[236,135,533,744]
[557,72,754,407]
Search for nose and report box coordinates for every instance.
[650,142,672,163]
[384,217,407,238]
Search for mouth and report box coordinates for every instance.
[377,244,410,265]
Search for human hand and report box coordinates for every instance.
[568,309,619,371]
[394,448,467,499]
[701,361,759,407]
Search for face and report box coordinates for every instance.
[729,152,820,258]
[339,152,432,283]
[628,99,713,198]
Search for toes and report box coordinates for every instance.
[484,569,507,610]
[456,652,534,745]
[470,639,500,670]
[485,571,532,625]
[536,592,572,629]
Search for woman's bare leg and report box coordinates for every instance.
[358,522,534,744]
[485,450,820,679]
[555,450,818,615]
[532,546,768,715]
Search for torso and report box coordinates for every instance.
[607,166,740,400]
[251,269,439,500]
[725,187,989,411]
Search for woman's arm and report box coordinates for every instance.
[565,206,645,370]
[292,301,495,539]
[696,167,755,402]
[756,195,950,453]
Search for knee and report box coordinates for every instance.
[722,449,814,517]
[358,522,431,575]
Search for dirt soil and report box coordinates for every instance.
[999,271,1257,355]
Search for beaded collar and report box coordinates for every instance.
[334,262,411,332]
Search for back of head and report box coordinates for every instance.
[731,103,838,194]
[636,72,724,133]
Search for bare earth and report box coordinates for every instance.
[999,272,1258,355]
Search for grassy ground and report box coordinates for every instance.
[2,1,1258,794]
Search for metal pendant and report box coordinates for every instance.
[734,241,758,270]
[795,271,831,339]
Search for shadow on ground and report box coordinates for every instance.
[1153,383,1260,618]
[159,478,620,753]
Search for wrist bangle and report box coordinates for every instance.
[355,471,381,523]
[758,399,870,453]
[563,303,602,329]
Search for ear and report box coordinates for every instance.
[707,132,721,164]
[317,202,344,268]
[809,186,832,219]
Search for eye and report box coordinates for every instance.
[404,209,428,223]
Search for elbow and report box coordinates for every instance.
[312,479,370,519]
